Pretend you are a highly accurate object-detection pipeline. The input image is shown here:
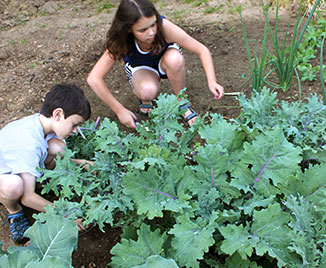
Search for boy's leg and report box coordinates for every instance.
[0,174,24,214]
[0,174,30,243]
[45,138,66,169]
[131,69,160,114]
[160,48,197,125]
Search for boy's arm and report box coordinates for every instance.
[20,172,86,231]
[20,172,52,212]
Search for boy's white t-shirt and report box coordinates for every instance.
[0,113,56,178]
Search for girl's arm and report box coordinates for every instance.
[162,19,224,99]
[87,51,137,128]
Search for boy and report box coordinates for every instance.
[0,84,92,243]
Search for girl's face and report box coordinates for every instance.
[131,15,157,45]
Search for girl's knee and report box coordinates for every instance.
[134,82,159,101]
[162,49,185,72]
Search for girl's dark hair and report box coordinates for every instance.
[40,84,91,120]
[104,0,165,60]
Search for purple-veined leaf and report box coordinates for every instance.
[123,165,193,219]
[192,143,241,204]
[232,128,301,196]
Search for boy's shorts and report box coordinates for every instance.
[124,43,182,90]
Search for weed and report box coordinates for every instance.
[8,39,16,45]
[96,1,114,13]
[171,9,187,20]
[204,5,223,14]
[295,11,326,83]
[37,23,46,28]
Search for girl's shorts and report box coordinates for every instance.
[124,43,182,90]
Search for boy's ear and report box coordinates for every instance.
[52,108,64,121]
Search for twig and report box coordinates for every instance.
[213,105,241,109]
[224,92,241,96]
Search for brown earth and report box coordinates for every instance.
[0,0,325,267]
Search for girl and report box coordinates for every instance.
[87,0,224,129]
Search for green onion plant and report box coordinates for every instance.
[262,0,322,92]
[237,5,270,91]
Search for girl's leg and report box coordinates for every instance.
[160,48,186,96]
[0,174,24,214]
[160,48,197,124]
[131,69,160,113]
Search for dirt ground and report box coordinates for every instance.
[0,0,325,267]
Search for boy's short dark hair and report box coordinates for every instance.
[40,84,91,120]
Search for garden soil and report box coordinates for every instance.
[0,0,325,267]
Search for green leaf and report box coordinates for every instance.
[84,194,133,230]
[0,242,7,256]
[132,255,179,268]
[219,224,258,259]
[110,224,167,268]
[223,252,262,268]
[220,203,293,267]
[39,149,86,198]
[251,203,292,267]
[123,165,193,219]
[148,93,187,148]
[94,118,126,153]
[199,114,245,157]
[25,256,73,268]
[283,164,326,237]
[238,194,276,216]
[236,88,278,130]
[123,145,171,170]
[168,212,219,268]
[284,195,320,266]
[192,143,241,203]
[285,163,326,206]
[0,250,38,268]
[233,128,301,196]
[25,215,78,263]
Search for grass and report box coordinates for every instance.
[84,0,115,13]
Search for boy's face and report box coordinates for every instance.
[55,114,84,140]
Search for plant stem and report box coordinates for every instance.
[321,36,326,104]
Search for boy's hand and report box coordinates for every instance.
[71,159,96,174]
[74,218,85,232]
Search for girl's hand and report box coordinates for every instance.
[117,108,138,129]
[210,82,224,100]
